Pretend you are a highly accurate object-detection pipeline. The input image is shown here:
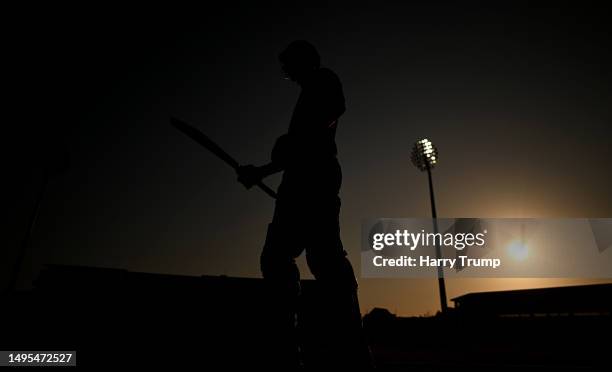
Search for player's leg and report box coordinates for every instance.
[304,215,374,369]
[260,221,303,368]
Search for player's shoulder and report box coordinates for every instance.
[313,67,342,86]
[316,67,340,80]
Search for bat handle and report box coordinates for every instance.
[255,181,277,199]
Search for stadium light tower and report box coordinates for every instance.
[411,138,448,313]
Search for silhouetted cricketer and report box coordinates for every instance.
[237,40,373,369]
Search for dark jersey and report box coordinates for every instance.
[288,67,345,159]
[271,67,346,168]
[276,68,345,199]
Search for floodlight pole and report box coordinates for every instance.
[426,162,448,314]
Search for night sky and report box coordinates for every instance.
[5,2,612,315]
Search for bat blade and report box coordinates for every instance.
[171,117,240,169]
[170,117,277,199]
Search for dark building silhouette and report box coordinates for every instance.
[451,284,612,317]
[33,263,290,294]
[3,265,611,370]
[3,264,361,369]
[360,285,611,370]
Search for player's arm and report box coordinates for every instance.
[236,135,288,189]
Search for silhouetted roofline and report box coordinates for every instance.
[451,283,612,302]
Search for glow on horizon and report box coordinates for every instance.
[507,240,529,261]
